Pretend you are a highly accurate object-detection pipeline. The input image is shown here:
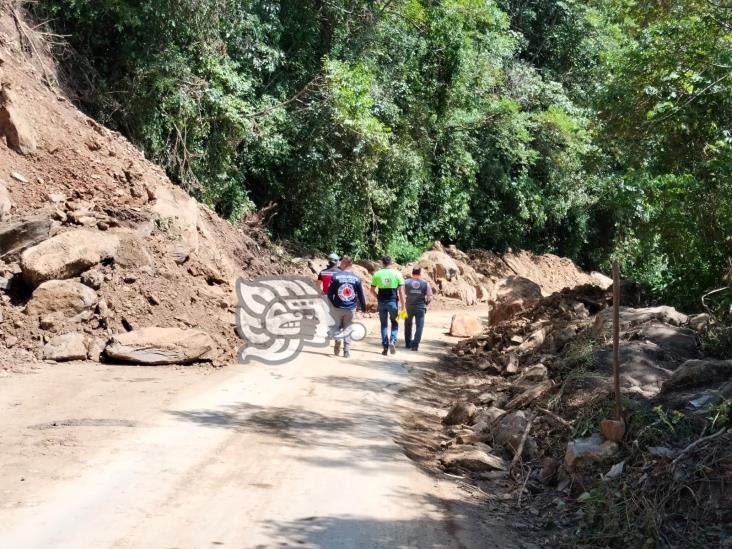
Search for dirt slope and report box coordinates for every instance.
[0,3,300,369]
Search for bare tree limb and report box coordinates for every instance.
[671,427,727,469]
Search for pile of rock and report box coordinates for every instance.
[437,280,731,497]
[0,171,293,368]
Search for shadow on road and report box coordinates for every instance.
[257,489,518,549]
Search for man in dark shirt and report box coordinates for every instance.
[327,256,367,358]
[404,267,432,351]
[317,253,341,293]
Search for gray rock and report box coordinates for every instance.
[472,406,506,435]
[104,327,217,365]
[688,313,712,332]
[1,86,37,155]
[506,380,554,409]
[86,337,107,363]
[595,340,675,398]
[0,214,52,258]
[594,306,689,335]
[524,363,548,381]
[493,410,537,458]
[648,446,674,459]
[662,359,732,392]
[440,445,507,472]
[638,322,698,359]
[477,360,502,374]
[44,333,87,361]
[442,401,478,425]
[565,434,618,468]
[504,353,519,375]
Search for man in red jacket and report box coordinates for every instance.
[317,253,341,293]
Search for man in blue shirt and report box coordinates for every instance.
[327,256,367,358]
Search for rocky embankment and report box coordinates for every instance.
[0,5,301,371]
[428,282,731,545]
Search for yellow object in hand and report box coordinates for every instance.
[398,311,408,321]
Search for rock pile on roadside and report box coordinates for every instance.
[432,278,731,544]
[0,10,304,371]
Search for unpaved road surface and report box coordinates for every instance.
[1,309,517,548]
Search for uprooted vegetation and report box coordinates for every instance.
[413,285,732,547]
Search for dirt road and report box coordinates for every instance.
[0,309,516,548]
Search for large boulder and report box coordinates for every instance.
[20,229,119,287]
[417,250,460,281]
[26,279,98,327]
[0,85,37,155]
[149,183,199,250]
[590,271,613,290]
[593,306,689,336]
[0,214,52,257]
[636,322,698,359]
[449,313,483,337]
[489,276,542,325]
[43,333,88,362]
[0,182,11,220]
[595,340,675,398]
[661,359,732,393]
[440,445,507,472]
[440,279,478,305]
[104,327,217,365]
[355,259,380,273]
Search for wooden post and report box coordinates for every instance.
[612,261,622,421]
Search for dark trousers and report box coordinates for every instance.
[405,306,426,349]
[378,300,399,347]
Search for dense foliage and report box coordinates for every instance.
[31,0,732,310]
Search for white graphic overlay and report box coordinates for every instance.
[235,276,367,364]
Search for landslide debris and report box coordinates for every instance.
[0,6,303,371]
[0,3,612,373]
[420,282,732,547]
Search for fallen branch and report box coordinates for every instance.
[537,407,572,430]
[517,466,532,506]
[671,427,727,468]
[509,412,536,477]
